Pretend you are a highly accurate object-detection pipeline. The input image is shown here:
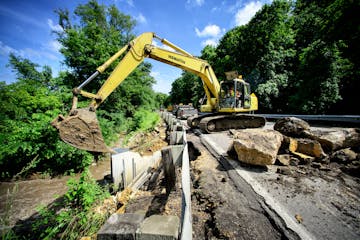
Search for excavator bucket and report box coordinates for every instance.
[51,108,113,153]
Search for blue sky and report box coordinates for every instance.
[0,0,270,93]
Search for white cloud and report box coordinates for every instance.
[187,0,205,7]
[47,40,61,53]
[195,24,225,47]
[201,39,217,47]
[115,0,134,7]
[136,13,147,24]
[0,41,60,61]
[126,0,134,7]
[211,7,219,12]
[150,70,173,94]
[195,24,222,38]
[47,19,63,32]
[148,61,182,94]
[235,1,263,26]
[21,48,59,61]
[150,71,160,78]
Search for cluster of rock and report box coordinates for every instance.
[228,117,360,177]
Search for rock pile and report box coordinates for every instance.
[228,117,360,177]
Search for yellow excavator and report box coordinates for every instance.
[51,32,265,152]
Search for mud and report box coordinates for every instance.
[124,167,182,218]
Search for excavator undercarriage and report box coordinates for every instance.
[189,113,266,133]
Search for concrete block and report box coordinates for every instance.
[161,147,176,194]
[97,213,144,240]
[136,215,180,240]
[112,151,142,189]
[172,145,184,166]
[170,121,178,131]
[169,131,184,145]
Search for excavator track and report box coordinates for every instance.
[198,114,266,133]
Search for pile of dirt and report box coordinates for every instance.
[125,124,168,155]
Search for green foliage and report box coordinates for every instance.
[290,0,359,114]
[290,40,351,113]
[169,71,200,106]
[97,110,131,145]
[131,108,160,132]
[65,169,109,210]
[55,0,135,89]
[0,56,92,179]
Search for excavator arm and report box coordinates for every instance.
[51,32,221,152]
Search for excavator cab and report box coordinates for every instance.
[218,76,251,110]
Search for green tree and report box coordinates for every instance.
[169,71,198,105]
[215,26,245,75]
[0,55,91,178]
[290,0,357,114]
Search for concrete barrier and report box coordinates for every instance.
[97,214,180,240]
[97,213,144,240]
[169,131,184,145]
[161,145,184,193]
[160,112,193,240]
[137,215,180,240]
[111,150,161,190]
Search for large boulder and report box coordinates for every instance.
[306,128,360,152]
[289,138,327,158]
[274,117,310,137]
[231,129,283,166]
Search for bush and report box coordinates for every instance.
[131,108,160,132]
[0,109,93,179]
